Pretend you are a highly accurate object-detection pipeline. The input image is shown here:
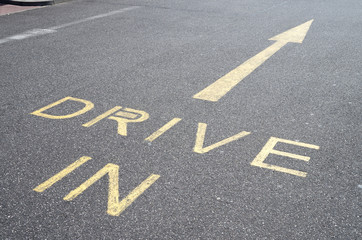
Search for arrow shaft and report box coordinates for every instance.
[193,40,288,102]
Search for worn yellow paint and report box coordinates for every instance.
[83,107,149,136]
[108,108,149,136]
[64,163,159,216]
[145,118,182,142]
[110,174,160,216]
[82,106,122,127]
[33,156,91,192]
[194,123,250,154]
[31,96,94,119]
[114,111,138,119]
[193,20,314,102]
[250,137,319,177]
[64,163,118,201]
[270,149,310,162]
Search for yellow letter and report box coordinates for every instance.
[31,96,94,119]
[64,163,159,216]
[82,106,122,127]
[83,107,149,136]
[33,156,91,192]
[108,108,149,136]
[250,137,320,177]
[144,118,182,142]
[194,123,250,154]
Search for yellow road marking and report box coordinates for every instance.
[63,163,119,201]
[145,118,182,142]
[33,156,91,192]
[250,137,319,177]
[193,20,314,102]
[64,163,159,216]
[194,123,250,154]
[83,107,149,136]
[115,111,138,119]
[82,106,122,127]
[111,174,160,216]
[270,149,310,162]
[108,108,149,136]
[31,96,94,119]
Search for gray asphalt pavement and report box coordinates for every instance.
[1,0,361,239]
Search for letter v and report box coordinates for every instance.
[193,123,250,154]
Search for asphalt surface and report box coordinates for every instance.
[1,0,361,239]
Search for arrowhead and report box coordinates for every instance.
[269,19,314,43]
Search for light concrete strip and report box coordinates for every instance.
[0,4,42,16]
[0,6,140,45]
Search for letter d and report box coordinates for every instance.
[31,96,94,119]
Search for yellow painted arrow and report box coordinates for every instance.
[193,20,314,102]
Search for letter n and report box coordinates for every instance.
[63,164,159,216]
